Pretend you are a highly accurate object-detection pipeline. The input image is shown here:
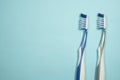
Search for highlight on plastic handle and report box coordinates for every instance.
[76,30,87,80]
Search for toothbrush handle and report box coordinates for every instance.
[76,30,87,80]
[101,51,105,80]
[96,30,106,80]
[76,48,85,80]
[96,48,105,80]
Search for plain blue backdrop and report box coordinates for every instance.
[0,0,120,80]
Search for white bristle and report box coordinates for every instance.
[97,16,106,29]
[80,17,88,30]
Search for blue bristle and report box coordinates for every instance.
[80,14,87,18]
[98,13,104,17]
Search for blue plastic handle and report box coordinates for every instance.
[76,30,87,80]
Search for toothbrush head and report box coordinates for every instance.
[79,13,88,30]
[97,13,106,29]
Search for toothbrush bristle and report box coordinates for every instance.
[98,13,104,17]
[97,13,106,29]
[81,14,87,18]
[80,13,88,30]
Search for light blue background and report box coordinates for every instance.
[0,0,120,80]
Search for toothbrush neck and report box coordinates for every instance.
[99,29,106,48]
[80,30,88,50]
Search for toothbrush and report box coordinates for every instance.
[76,14,88,80]
[96,13,106,80]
